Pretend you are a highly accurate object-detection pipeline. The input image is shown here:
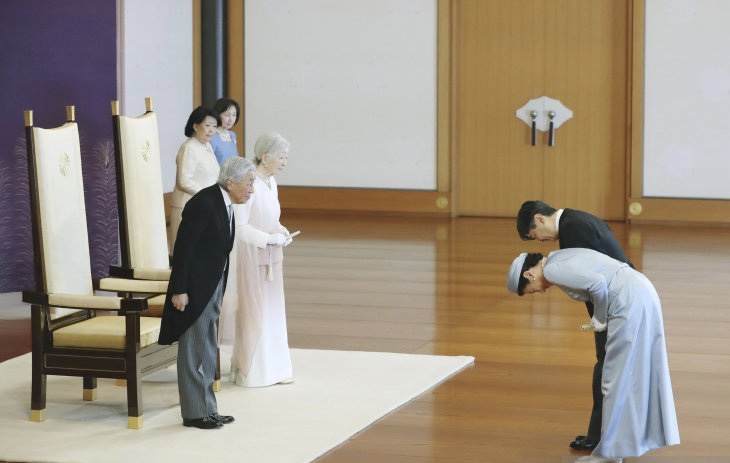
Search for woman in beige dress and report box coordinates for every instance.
[168,106,221,254]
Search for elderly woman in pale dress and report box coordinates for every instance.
[506,248,680,463]
[219,132,294,387]
[168,106,221,254]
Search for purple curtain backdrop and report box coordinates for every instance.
[0,0,118,292]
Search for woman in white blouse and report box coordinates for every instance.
[219,132,294,387]
[168,106,221,254]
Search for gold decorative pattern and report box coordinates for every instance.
[141,140,152,162]
[58,152,71,176]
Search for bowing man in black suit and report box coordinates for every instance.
[158,156,256,430]
[516,200,633,451]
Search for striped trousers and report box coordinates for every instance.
[177,276,224,419]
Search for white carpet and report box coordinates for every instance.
[0,349,474,463]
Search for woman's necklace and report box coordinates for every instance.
[541,257,546,269]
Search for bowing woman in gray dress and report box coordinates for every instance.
[507,248,680,462]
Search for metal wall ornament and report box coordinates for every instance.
[515,96,573,147]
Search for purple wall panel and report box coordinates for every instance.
[0,0,118,292]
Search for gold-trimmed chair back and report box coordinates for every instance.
[26,109,91,319]
[112,98,170,273]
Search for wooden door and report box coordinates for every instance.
[455,0,629,219]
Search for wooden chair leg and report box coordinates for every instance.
[30,306,46,421]
[31,372,46,422]
[127,368,143,429]
[83,376,97,401]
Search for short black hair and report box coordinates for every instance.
[517,253,544,296]
[213,98,240,126]
[516,200,557,241]
[184,106,221,138]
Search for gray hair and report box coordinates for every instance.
[217,156,255,187]
[253,132,289,165]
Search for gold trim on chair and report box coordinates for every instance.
[128,416,143,430]
[83,388,97,401]
[30,409,45,423]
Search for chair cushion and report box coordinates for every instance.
[133,267,171,281]
[53,316,162,349]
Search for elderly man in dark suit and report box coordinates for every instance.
[516,200,633,451]
[159,156,256,430]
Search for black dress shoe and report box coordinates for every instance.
[183,417,223,429]
[209,413,235,424]
[570,435,598,451]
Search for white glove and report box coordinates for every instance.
[267,233,287,246]
[279,226,292,246]
[590,316,607,332]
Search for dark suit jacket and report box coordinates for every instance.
[558,208,633,317]
[158,184,234,345]
[557,208,631,264]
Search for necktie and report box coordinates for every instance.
[227,204,233,233]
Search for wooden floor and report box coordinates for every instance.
[1,212,729,462]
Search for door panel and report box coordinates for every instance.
[455,0,628,219]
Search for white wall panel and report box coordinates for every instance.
[244,0,437,189]
[644,0,730,199]
[119,0,193,192]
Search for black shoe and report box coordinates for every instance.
[183,417,223,429]
[209,412,235,424]
[570,435,598,451]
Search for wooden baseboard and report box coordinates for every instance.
[278,187,451,216]
[627,197,730,225]
[166,188,451,216]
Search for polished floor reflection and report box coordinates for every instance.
[1,212,729,462]
[283,212,730,463]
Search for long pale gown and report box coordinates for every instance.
[219,175,293,387]
[543,248,680,458]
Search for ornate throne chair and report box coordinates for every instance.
[110,98,221,390]
[22,106,178,429]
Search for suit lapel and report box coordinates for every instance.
[212,186,236,250]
